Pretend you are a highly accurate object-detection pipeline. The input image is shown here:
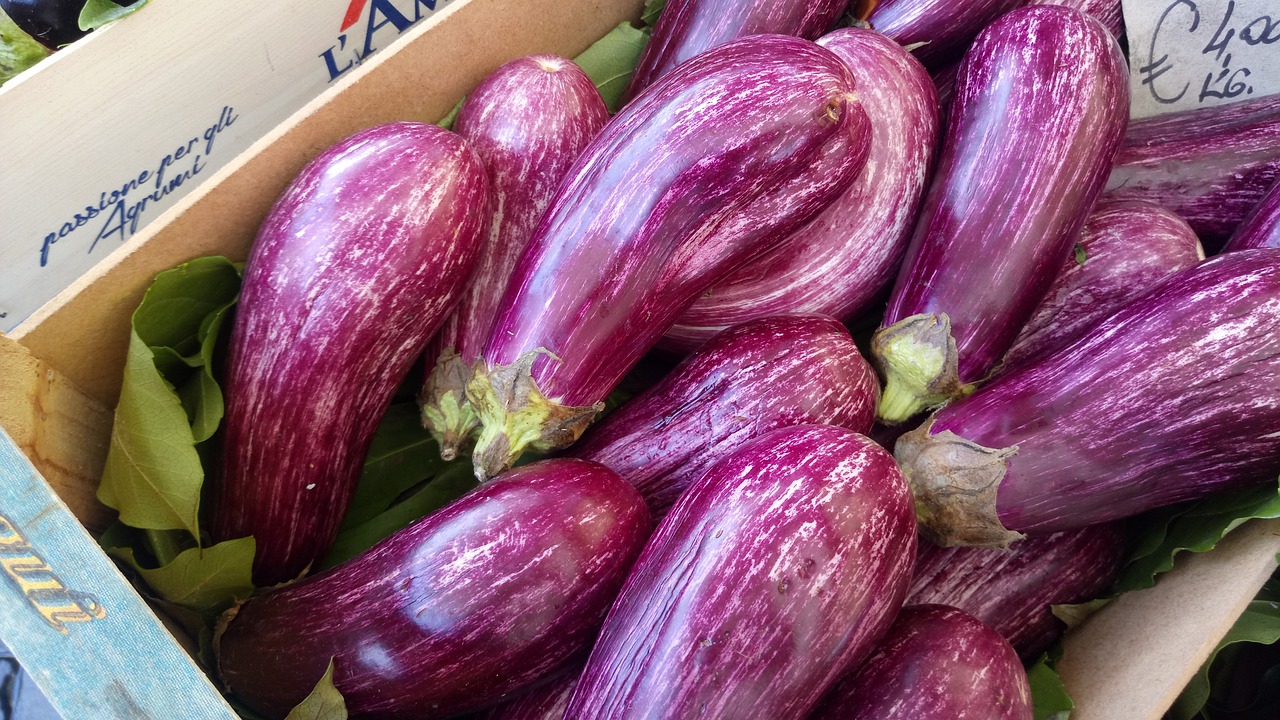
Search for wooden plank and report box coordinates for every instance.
[11,0,643,408]
[0,335,113,534]
[0,427,235,720]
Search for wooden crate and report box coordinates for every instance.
[1,0,1278,717]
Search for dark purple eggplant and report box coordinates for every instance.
[896,248,1280,547]
[0,0,91,49]
[1222,179,1280,253]
[1105,94,1280,250]
[999,200,1204,373]
[216,458,651,720]
[215,123,489,585]
[664,28,940,351]
[563,425,917,720]
[485,672,579,720]
[625,0,847,99]
[866,0,1024,69]
[574,315,880,519]
[871,6,1128,425]
[468,35,872,479]
[907,524,1127,659]
[1030,0,1123,36]
[810,605,1033,720]
[420,55,609,460]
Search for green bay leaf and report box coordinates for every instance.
[574,22,650,113]
[1027,655,1073,720]
[285,659,348,720]
[109,536,255,615]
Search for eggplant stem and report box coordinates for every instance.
[871,312,963,424]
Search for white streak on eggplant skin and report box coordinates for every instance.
[881,6,1129,385]
[1028,0,1123,36]
[666,29,940,351]
[481,35,872,410]
[906,523,1126,660]
[574,316,879,520]
[925,248,1280,534]
[999,200,1203,373]
[1222,178,1280,253]
[483,671,580,720]
[868,0,1024,69]
[809,605,1032,720]
[627,0,847,99]
[563,425,917,720]
[216,459,650,720]
[214,123,490,586]
[1105,93,1280,250]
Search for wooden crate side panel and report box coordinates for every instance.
[12,0,644,407]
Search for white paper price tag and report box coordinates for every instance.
[1125,0,1280,119]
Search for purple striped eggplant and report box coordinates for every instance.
[420,55,609,460]
[216,458,650,720]
[663,28,940,351]
[467,35,872,480]
[625,0,846,99]
[867,0,1023,69]
[574,315,879,519]
[810,605,1033,720]
[907,524,1127,659]
[485,672,579,720]
[214,123,489,585]
[999,200,1204,372]
[1105,94,1280,249]
[871,6,1128,425]
[1222,178,1280,253]
[563,425,917,720]
[896,248,1280,547]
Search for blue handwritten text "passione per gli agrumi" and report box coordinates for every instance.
[38,105,240,268]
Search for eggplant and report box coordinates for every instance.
[216,458,651,720]
[0,0,91,49]
[214,123,489,585]
[896,248,1280,547]
[871,6,1128,425]
[1222,179,1280,253]
[663,28,940,351]
[420,55,609,460]
[999,200,1204,373]
[625,0,847,99]
[867,0,1023,69]
[574,315,879,519]
[1105,93,1280,249]
[1031,0,1123,36]
[809,605,1033,720]
[485,672,579,720]
[563,425,917,720]
[908,524,1127,659]
[467,34,872,480]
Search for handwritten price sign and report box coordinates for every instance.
[1127,0,1280,118]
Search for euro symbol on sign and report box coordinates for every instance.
[1143,0,1200,105]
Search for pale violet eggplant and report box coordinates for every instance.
[896,249,1280,547]
[574,315,879,519]
[563,425,917,720]
[872,6,1128,425]
[626,0,846,99]
[485,672,579,720]
[467,35,872,480]
[420,55,609,460]
[664,28,940,351]
[215,123,489,585]
[1105,93,1280,249]
[216,459,650,720]
[908,524,1127,659]
[867,0,1023,69]
[810,605,1033,720]
[999,200,1204,372]
[1222,178,1280,253]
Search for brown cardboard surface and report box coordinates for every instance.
[0,335,112,533]
[1058,517,1280,720]
[13,0,644,408]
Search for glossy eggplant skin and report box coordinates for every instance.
[896,249,1280,547]
[214,123,489,585]
[574,315,880,520]
[485,672,579,720]
[421,55,609,459]
[216,459,651,720]
[871,6,1128,425]
[810,605,1033,720]
[0,0,91,48]
[999,200,1204,373]
[1105,94,1280,250]
[468,34,872,480]
[908,524,1127,659]
[665,28,940,351]
[626,0,846,99]
[867,0,1024,69]
[1222,179,1280,253]
[563,425,917,720]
